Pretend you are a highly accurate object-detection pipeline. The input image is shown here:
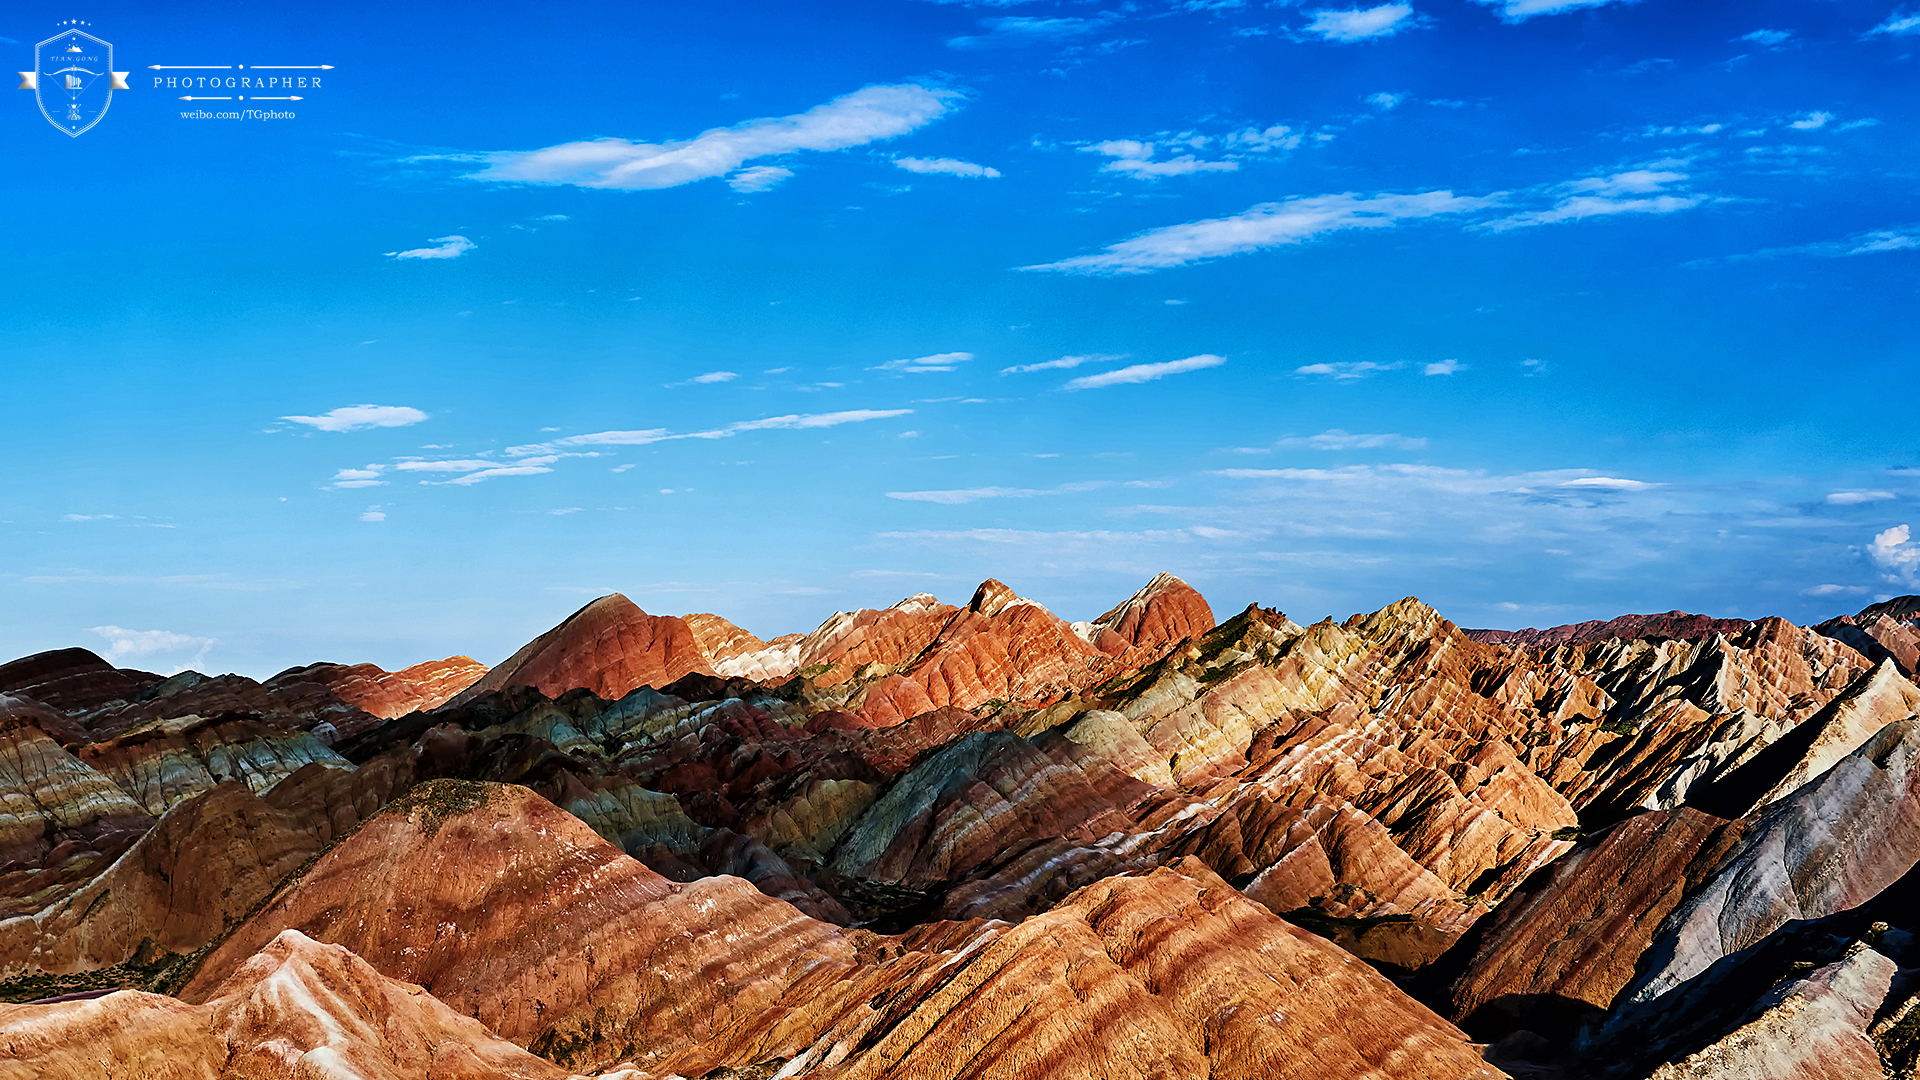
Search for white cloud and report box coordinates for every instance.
[1089,139,1152,160]
[549,410,914,448]
[1207,464,1658,502]
[423,460,560,486]
[1804,583,1870,597]
[894,156,1002,178]
[1560,476,1658,491]
[1295,361,1401,380]
[391,459,499,472]
[1870,524,1920,585]
[888,480,1112,504]
[1002,353,1124,374]
[1868,10,1920,36]
[385,236,474,260]
[1485,169,1703,231]
[888,486,1052,504]
[283,405,430,432]
[88,625,216,668]
[1829,490,1897,505]
[386,409,917,492]
[329,465,388,489]
[1064,354,1226,390]
[1305,4,1417,41]
[551,430,671,447]
[1084,140,1237,178]
[1023,190,1492,274]
[948,16,1107,49]
[359,507,386,522]
[1643,123,1725,137]
[1278,429,1429,450]
[1425,359,1464,375]
[1473,0,1634,21]
[1739,29,1793,46]
[1788,111,1834,131]
[729,409,915,431]
[1365,92,1406,109]
[692,371,739,383]
[877,526,1233,548]
[1109,156,1238,178]
[61,514,119,521]
[1851,230,1920,254]
[727,165,793,192]
[469,84,956,191]
[1224,125,1304,152]
[1736,226,1920,260]
[874,351,973,373]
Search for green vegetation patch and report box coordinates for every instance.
[385,778,493,838]
[1280,906,1415,938]
[1877,1002,1920,1077]
[0,946,178,1004]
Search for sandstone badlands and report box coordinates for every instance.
[3,574,1920,1078]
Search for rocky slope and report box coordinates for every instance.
[0,927,608,1079]
[1467,611,1759,649]
[0,579,1917,1077]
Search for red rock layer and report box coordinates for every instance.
[0,929,574,1080]
[73,715,351,818]
[0,781,321,980]
[178,780,860,1070]
[437,574,1213,729]
[267,655,488,720]
[824,729,1158,891]
[451,594,716,705]
[175,780,1502,1079]
[55,670,380,744]
[1466,611,1758,648]
[771,860,1506,1080]
[8,580,1912,1078]
[1083,570,1218,657]
[680,612,778,665]
[844,576,1213,726]
[1621,715,1920,1006]
[793,592,960,687]
[1435,806,1747,1040]
[0,716,152,882]
[0,650,160,718]
[1816,596,1920,676]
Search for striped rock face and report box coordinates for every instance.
[2,582,1917,1080]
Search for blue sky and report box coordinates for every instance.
[2,0,1917,677]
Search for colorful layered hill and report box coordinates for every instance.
[1465,610,1759,648]
[1,578,1917,1079]
[451,571,1214,724]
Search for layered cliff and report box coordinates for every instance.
[2,582,1917,1079]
